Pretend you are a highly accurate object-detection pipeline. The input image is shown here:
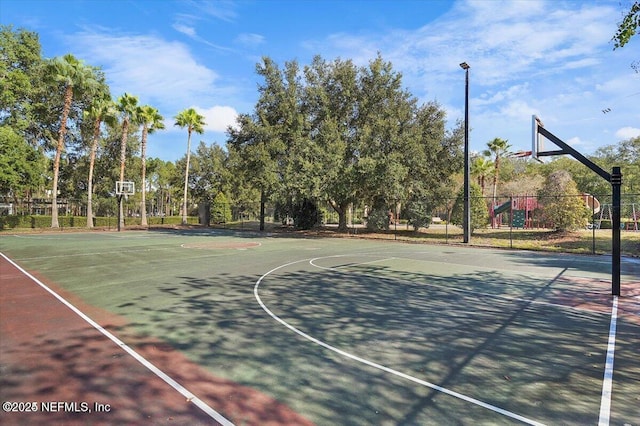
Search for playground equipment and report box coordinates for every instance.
[490,196,542,229]
[490,197,535,229]
[596,203,639,231]
[584,193,601,215]
[490,193,601,229]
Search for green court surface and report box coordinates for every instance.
[1,228,639,425]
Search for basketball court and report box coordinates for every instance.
[1,228,638,425]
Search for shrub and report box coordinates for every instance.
[450,183,489,233]
[0,214,197,229]
[366,197,394,232]
[538,171,591,231]
[292,198,319,230]
[211,193,232,223]
[405,198,432,231]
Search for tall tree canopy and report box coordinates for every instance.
[613,1,639,48]
[0,126,46,197]
[83,95,117,227]
[483,137,511,203]
[4,25,636,232]
[175,107,206,225]
[229,54,462,231]
[189,141,230,203]
[0,26,44,138]
[48,53,99,228]
[613,1,640,71]
[137,105,165,226]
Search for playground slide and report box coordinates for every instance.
[493,200,512,215]
[583,193,600,214]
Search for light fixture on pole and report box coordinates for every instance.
[460,62,471,243]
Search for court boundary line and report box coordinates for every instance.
[598,295,618,426]
[14,247,178,261]
[8,231,163,240]
[0,252,234,426]
[180,241,262,250]
[254,256,545,426]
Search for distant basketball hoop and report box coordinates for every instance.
[115,181,135,233]
[115,181,135,197]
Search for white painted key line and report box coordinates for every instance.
[598,295,618,426]
[1,252,234,426]
[254,256,546,426]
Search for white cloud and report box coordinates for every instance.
[235,33,265,48]
[566,136,583,147]
[62,0,637,160]
[499,100,538,119]
[194,105,239,132]
[171,12,235,53]
[615,127,640,140]
[172,23,196,37]
[596,75,640,97]
[70,31,219,110]
[192,0,238,22]
[311,0,621,94]
[476,84,529,106]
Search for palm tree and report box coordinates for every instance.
[137,105,165,226]
[175,108,206,225]
[471,156,493,197]
[84,96,117,228]
[483,137,511,202]
[115,93,139,229]
[48,54,97,228]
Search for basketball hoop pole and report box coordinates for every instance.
[460,62,471,244]
[117,194,123,232]
[611,167,622,296]
[115,181,134,232]
[535,125,622,296]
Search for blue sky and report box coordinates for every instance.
[2,0,639,162]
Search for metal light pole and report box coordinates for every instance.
[460,62,471,243]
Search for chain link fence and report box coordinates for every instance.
[205,194,639,256]
[2,194,638,256]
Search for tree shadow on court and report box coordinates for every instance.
[104,261,640,425]
[499,250,640,287]
[147,226,326,240]
[4,229,638,424]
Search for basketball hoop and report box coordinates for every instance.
[511,150,532,158]
[115,181,135,199]
[528,114,623,296]
[531,115,544,162]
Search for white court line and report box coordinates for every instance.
[13,243,244,261]
[0,252,234,426]
[9,232,155,240]
[254,256,545,426]
[14,246,178,261]
[598,296,618,426]
[180,241,263,250]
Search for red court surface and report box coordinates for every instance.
[0,256,315,426]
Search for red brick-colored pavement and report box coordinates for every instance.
[0,255,314,426]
